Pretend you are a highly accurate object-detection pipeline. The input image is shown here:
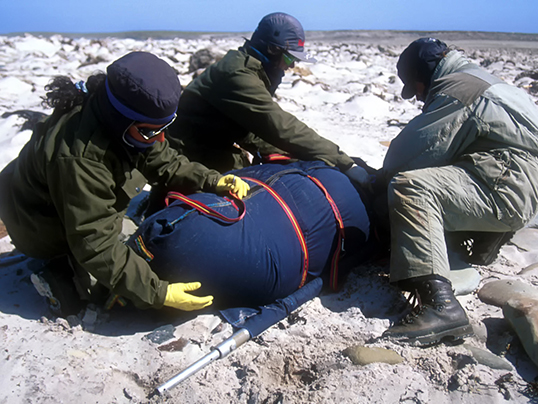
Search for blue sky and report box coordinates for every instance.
[2,0,537,35]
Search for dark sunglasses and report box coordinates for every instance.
[136,113,177,140]
[283,52,299,67]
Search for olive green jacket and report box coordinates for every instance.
[169,48,354,172]
[0,99,221,309]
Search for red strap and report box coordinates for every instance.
[262,153,292,162]
[243,177,310,288]
[165,191,246,223]
[307,176,346,291]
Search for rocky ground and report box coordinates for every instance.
[1,31,538,403]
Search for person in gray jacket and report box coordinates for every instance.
[380,38,538,345]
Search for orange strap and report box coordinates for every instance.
[307,175,346,291]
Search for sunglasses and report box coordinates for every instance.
[135,113,177,141]
[283,52,299,67]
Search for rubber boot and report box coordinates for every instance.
[383,277,474,346]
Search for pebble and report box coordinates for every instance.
[463,344,513,370]
[502,296,538,368]
[343,345,404,366]
[477,279,538,307]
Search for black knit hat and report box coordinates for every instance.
[397,38,448,99]
[250,12,316,63]
[106,52,180,125]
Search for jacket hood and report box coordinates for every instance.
[424,50,473,104]
[431,50,472,83]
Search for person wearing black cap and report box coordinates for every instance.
[164,12,354,175]
[377,38,538,345]
[0,51,250,316]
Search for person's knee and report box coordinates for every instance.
[387,172,427,208]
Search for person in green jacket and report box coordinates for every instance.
[166,12,355,174]
[370,38,538,346]
[0,51,249,316]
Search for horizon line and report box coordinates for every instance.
[2,28,538,37]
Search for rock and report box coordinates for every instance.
[502,297,538,368]
[510,227,538,252]
[463,344,513,370]
[343,345,404,366]
[0,236,16,254]
[448,251,481,295]
[158,337,189,352]
[478,279,538,307]
[82,308,98,329]
[291,65,312,77]
[188,48,218,73]
[55,317,71,331]
[449,267,481,296]
[144,324,176,344]
[66,315,82,328]
[518,262,538,277]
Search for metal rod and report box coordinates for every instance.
[156,328,251,395]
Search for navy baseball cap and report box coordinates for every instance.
[250,12,317,63]
[397,38,448,99]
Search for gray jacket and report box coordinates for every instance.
[383,50,538,227]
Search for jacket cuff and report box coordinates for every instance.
[204,171,223,193]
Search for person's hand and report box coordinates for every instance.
[345,165,372,187]
[163,282,213,311]
[345,164,386,195]
[216,174,250,199]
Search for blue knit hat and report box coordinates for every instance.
[106,52,180,125]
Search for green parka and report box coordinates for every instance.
[168,47,354,173]
[0,97,221,309]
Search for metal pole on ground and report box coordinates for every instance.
[155,328,251,395]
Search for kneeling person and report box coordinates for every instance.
[0,52,249,316]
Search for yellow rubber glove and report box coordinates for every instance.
[163,282,213,311]
[216,174,250,199]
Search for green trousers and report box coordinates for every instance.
[388,165,525,283]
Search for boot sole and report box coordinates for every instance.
[409,324,475,347]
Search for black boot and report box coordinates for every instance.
[383,277,474,346]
